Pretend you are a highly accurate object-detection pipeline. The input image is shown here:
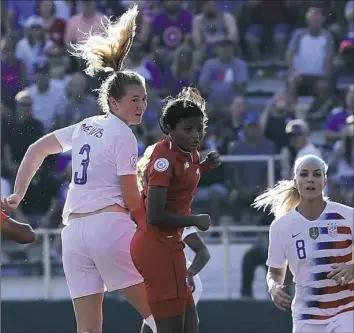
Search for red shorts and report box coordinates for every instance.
[130,229,194,318]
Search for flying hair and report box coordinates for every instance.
[159,87,208,134]
[137,144,156,192]
[70,5,139,76]
[252,154,328,219]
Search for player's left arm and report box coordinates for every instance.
[1,212,35,244]
[200,151,221,175]
[184,232,211,277]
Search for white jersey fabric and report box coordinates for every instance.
[267,201,354,324]
[53,113,138,224]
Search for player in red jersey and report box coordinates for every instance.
[1,210,35,244]
[131,87,220,333]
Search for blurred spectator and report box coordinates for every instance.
[64,0,104,45]
[328,115,354,205]
[260,90,295,152]
[324,85,354,144]
[192,137,228,225]
[141,81,161,138]
[199,39,248,111]
[15,16,53,82]
[281,119,322,179]
[287,7,333,114]
[229,114,276,223]
[5,0,37,28]
[2,91,44,181]
[150,0,193,61]
[35,0,66,45]
[239,0,294,61]
[46,44,72,89]
[54,0,75,22]
[1,34,28,110]
[26,63,67,132]
[345,1,354,33]
[214,95,247,154]
[54,73,99,129]
[192,0,238,63]
[171,36,198,95]
[13,167,60,229]
[1,177,12,200]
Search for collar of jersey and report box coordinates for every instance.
[167,135,195,162]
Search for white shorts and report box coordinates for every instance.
[61,212,143,299]
[293,311,354,333]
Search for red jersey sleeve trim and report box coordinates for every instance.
[1,211,9,225]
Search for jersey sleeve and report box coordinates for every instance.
[53,123,78,152]
[266,221,287,268]
[1,211,9,224]
[111,131,138,176]
[182,226,198,240]
[147,147,174,187]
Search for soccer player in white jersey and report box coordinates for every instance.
[252,154,354,333]
[183,226,211,305]
[2,6,157,333]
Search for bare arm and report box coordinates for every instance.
[2,216,35,244]
[184,232,210,276]
[266,266,287,292]
[147,186,203,228]
[14,134,63,199]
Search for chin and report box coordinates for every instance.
[302,192,322,201]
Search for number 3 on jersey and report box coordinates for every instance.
[296,239,307,259]
[74,144,91,185]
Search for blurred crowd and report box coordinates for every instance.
[1,0,354,272]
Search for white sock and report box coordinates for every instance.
[144,315,157,333]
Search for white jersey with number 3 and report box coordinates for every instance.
[267,201,354,324]
[53,113,138,224]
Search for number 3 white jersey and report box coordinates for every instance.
[53,113,138,224]
[267,201,354,324]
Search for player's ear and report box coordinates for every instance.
[293,178,298,189]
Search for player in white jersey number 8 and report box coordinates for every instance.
[252,154,354,333]
[2,6,157,333]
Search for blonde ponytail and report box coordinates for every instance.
[70,5,139,76]
[137,145,156,192]
[252,180,300,219]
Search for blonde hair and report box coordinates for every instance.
[252,154,328,218]
[137,144,156,192]
[70,5,144,113]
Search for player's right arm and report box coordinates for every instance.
[3,125,77,211]
[1,212,35,244]
[266,221,292,311]
[146,154,210,230]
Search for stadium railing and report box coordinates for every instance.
[10,154,281,300]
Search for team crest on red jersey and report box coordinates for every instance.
[327,223,338,238]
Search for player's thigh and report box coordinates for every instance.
[119,282,151,319]
[293,322,327,333]
[184,291,198,333]
[61,221,105,299]
[88,213,144,291]
[155,313,184,333]
[73,293,104,333]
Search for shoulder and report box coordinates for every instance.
[150,139,177,169]
[270,210,296,234]
[327,201,354,219]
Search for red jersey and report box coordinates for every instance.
[1,211,9,225]
[141,136,208,238]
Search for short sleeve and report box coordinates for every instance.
[182,226,198,240]
[266,222,287,269]
[53,124,78,152]
[111,131,138,176]
[147,150,174,187]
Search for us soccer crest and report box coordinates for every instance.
[327,223,338,238]
[309,227,319,240]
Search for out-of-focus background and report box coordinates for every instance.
[1,1,353,332]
